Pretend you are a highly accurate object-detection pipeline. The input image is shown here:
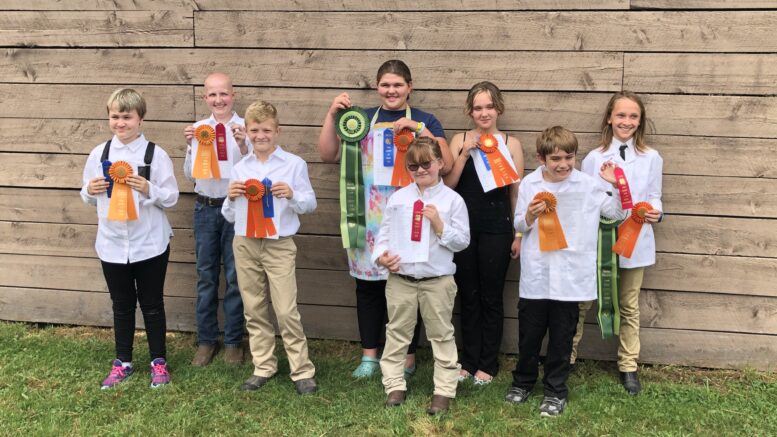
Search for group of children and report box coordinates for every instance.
[81,59,663,417]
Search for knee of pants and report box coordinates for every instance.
[112,301,136,318]
[139,302,165,318]
[620,304,640,319]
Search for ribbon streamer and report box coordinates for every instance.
[192,124,221,179]
[597,217,620,338]
[534,192,568,251]
[215,123,228,161]
[335,106,370,248]
[478,133,519,188]
[107,161,138,221]
[102,160,114,198]
[613,167,633,210]
[391,129,414,187]
[244,179,277,238]
[612,202,653,258]
[411,199,424,242]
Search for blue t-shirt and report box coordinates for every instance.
[364,107,445,138]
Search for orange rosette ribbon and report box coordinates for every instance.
[244,179,277,239]
[192,124,221,179]
[612,202,653,258]
[534,192,568,251]
[478,133,520,188]
[107,161,138,221]
[391,128,414,187]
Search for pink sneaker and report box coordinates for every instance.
[150,358,170,388]
[101,359,134,389]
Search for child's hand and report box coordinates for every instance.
[510,236,521,259]
[228,181,246,200]
[328,92,351,116]
[422,204,444,236]
[231,123,247,151]
[378,250,401,272]
[460,136,479,157]
[600,160,617,186]
[644,209,662,223]
[393,117,417,133]
[87,176,110,195]
[270,182,293,199]
[184,125,195,146]
[126,174,149,196]
[525,198,546,225]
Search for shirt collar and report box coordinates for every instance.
[412,179,444,198]
[246,145,286,163]
[605,137,635,157]
[111,133,146,152]
[207,112,240,125]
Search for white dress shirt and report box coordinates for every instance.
[581,138,663,268]
[81,134,179,263]
[372,180,470,279]
[183,112,249,198]
[515,167,626,301]
[221,146,316,237]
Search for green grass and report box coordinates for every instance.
[0,321,774,436]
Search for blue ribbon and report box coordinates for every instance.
[477,149,491,171]
[102,160,114,198]
[262,177,274,218]
[383,129,394,167]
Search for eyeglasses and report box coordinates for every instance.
[407,161,433,172]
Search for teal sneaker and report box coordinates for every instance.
[352,356,380,378]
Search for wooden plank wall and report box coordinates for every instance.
[1,1,775,370]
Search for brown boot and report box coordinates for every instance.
[191,344,218,367]
[223,345,244,365]
[427,395,451,415]
[385,390,406,407]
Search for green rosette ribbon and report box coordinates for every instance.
[597,216,621,338]
[335,106,369,248]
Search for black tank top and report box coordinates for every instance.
[455,132,513,234]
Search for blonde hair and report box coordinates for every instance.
[106,88,146,119]
[464,81,505,116]
[244,100,279,126]
[536,126,578,158]
[405,137,442,166]
[599,91,650,153]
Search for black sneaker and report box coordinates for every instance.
[539,396,566,417]
[504,386,531,404]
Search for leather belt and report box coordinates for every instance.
[395,273,438,283]
[196,194,226,207]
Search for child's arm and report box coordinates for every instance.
[182,125,196,183]
[80,146,106,206]
[275,159,317,215]
[442,133,476,188]
[221,167,245,224]
[370,201,396,270]
[514,183,535,233]
[645,153,664,223]
[139,148,178,209]
[598,162,627,221]
[508,136,524,258]
[426,197,470,253]
[318,93,351,163]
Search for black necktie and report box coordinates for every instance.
[619,144,628,160]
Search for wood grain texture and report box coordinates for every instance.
[624,54,777,95]
[196,11,777,52]
[0,84,194,121]
[0,48,622,92]
[191,0,628,11]
[0,11,193,47]
[631,0,777,9]
[0,0,199,11]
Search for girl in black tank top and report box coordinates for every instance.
[443,82,524,383]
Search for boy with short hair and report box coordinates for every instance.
[504,126,626,417]
[221,100,318,394]
[184,73,250,366]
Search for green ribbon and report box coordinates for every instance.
[597,216,621,338]
[335,106,369,248]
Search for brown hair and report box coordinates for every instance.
[244,100,279,127]
[464,81,505,116]
[405,136,442,166]
[599,91,650,153]
[536,126,578,158]
[376,59,412,85]
[106,88,146,119]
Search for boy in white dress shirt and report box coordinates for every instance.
[221,100,318,395]
[373,137,470,415]
[184,73,251,367]
[504,126,626,417]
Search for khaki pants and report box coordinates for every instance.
[570,300,593,364]
[618,267,644,372]
[381,275,458,398]
[233,236,315,381]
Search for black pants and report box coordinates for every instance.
[355,278,420,354]
[454,231,513,377]
[101,247,169,362]
[511,298,579,399]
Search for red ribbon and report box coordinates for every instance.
[411,199,424,241]
[216,123,228,161]
[614,167,633,209]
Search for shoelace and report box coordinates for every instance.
[151,363,168,377]
[108,366,127,379]
[544,398,563,410]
